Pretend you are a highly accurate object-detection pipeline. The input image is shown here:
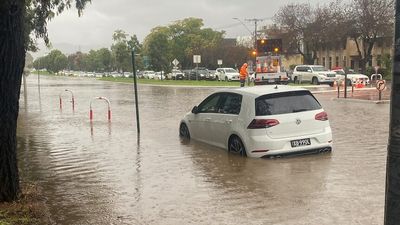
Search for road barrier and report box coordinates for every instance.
[90,97,111,121]
[59,89,75,110]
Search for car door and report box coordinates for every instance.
[303,66,313,82]
[208,93,243,148]
[189,93,223,143]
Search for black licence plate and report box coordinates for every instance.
[291,138,311,148]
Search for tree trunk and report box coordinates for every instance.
[0,0,25,202]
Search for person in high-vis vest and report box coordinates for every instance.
[239,63,248,87]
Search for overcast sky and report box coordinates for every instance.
[32,0,328,57]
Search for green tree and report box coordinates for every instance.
[47,49,68,73]
[0,0,90,202]
[67,51,87,71]
[111,30,132,72]
[143,26,172,71]
[347,0,394,73]
[33,50,68,73]
[142,18,225,70]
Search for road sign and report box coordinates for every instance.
[193,55,201,64]
[376,80,386,91]
[217,59,223,65]
[172,59,179,66]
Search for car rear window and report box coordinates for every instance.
[255,90,321,116]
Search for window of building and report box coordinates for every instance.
[329,57,332,69]
[343,56,347,67]
[322,57,326,67]
[335,56,339,67]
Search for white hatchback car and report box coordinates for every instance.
[179,86,332,158]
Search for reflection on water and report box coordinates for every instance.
[17,75,388,224]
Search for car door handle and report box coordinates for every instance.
[225,120,232,124]
[204,118,211,121]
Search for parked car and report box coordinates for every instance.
[179,85,333,158]
[167,69,185,80]
[189,67,212,80]
[292,65,338,86]
[215,68,240,81]
[331,68,370,85]
[154,71,166,80]
[207,69,217,80]
[142,70,156,79]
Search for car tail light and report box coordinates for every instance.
[247,119,279,129]
[315,111,328,121]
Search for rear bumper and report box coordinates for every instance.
[244,129,332,158]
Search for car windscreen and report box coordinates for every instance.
[225,68,237,73]
[255,90,322,116]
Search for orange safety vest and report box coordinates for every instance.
[239,64,248,80]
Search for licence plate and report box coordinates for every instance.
[291,138,311,147]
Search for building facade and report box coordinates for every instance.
[315,37,393,72]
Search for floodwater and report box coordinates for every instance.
[17,75,389,225]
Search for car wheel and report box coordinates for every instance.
[293,76,297,84]
[346,79,352,86]
[179,123,190,139]
[216,76,219,81]
[228,135,246,156]
[312,77,319,85]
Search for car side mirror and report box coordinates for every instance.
[192,106,199,114]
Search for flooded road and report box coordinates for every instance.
[17,75,389,225]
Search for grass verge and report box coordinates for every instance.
[0,183,52,225]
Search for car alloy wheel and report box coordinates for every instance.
[179,123,190,139]
[228,136,246,156]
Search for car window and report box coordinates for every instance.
[225,68,236,73]
[218,93,242,115]
[296,67,306,72]
[255,91,321,116]
[311,66,327,72]
[197,94,222,113]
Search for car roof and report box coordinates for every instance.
[214,85,309,98]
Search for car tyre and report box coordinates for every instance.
[225,77,228,82]
[312,77,319,85]
[228,135,246,157]
[179,123,190,139]
[293,76,298,84]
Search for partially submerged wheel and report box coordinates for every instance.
[179,123,190,139]
[228,136,246,156]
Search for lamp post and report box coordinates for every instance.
[233,18,263,71]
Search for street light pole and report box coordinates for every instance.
[233,18,263,71]
[246,18,263,71]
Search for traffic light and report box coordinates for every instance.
[257,39,282,54]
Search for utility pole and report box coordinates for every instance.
[384,0,400,224]
[245,18,263,70]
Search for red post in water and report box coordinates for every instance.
[90,109,93,120]
[59,97,62,109]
